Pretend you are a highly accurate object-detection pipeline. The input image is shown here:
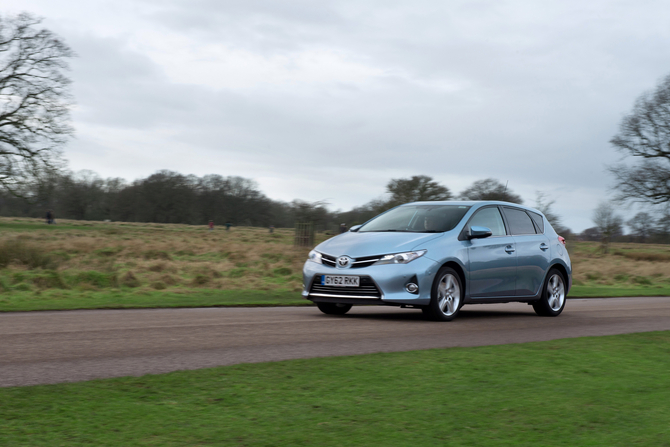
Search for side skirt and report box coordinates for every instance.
[463,292,542,305]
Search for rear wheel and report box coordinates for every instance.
[316,302,352,315]
[533,269,567,317]
[423,267,463,321]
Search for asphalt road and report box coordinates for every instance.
[2,297,670,387]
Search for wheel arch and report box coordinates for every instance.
[438,260,466,297]
[548,262,570,294]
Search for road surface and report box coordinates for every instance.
[2,297,669,387]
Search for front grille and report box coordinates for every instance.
[321,254,337,268]
[309,276,382,299]
[350,255,383,268]
[319,253,383,269]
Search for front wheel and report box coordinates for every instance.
[423,267,463,321]
[533,269,567,317]
[316,302,352,315]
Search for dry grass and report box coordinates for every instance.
[0,217,313,293]
[569,241,670,287]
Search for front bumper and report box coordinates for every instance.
[302,256,439,306]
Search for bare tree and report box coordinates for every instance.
[335,198,389,227]
[534,191,567,233]
[609,74,670,205]
[386,175,451,207]
[579,227,602,242]
[459,178,523,203]
[0,13,74,195]
[592,202,623,253]
[291,199,330,230]
[651,206,670,243]
[627,212,654,242]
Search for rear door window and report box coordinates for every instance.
[502,208,537,235]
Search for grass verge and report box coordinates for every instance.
[2,331,669,446]
[0,286,668,312]
[0,289,307,312]
[570,284,670,298]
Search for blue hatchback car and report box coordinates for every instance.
[302,201,571,321]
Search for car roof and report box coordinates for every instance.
[401,200,545,216]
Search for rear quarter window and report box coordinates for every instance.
[527,211,545,233]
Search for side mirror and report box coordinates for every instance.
[349,225,362,232]
[467,226,492,240]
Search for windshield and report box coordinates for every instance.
[359,205,471,233]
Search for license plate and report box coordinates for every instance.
[321,275,360,287]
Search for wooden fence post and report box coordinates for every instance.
[294,222,314,247]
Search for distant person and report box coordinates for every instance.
[46,210,53,225]
[269,225,275,233]
[339,223,348,234]
[208,220,214,231]
[225,222,232,231]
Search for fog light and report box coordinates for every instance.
[405,283,419,294]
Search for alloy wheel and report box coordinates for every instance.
[546,273,565,311]
[437,273,461,316]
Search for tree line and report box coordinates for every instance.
[0,170,534,232]
[0,170,295,228]
[583,203,670,247]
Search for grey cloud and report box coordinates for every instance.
[70,34,198,129]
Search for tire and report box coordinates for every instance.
[316,302,352,315]
[422,267,463,321]
[533,269,567,317]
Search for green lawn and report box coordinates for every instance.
[2,331,669,446]
[570,284,670,298]
[0,288,307,312]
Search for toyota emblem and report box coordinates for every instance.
[336,256,351,268]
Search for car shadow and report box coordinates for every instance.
[456,309,537,319]
[331,306,536,322]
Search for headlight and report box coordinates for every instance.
[308,250,323,264]
[373,250,427,265]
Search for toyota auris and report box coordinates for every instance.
[302,201,571,321]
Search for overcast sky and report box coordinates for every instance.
[5,0,670,231]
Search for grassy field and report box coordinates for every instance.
[1,217,670,311]
[569,241,670,296]
[1,331,669,446]
[0,217,311,311]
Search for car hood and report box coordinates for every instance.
[316,231,444,258]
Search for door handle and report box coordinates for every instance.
[540,243,549,251]
[505,245,515,254]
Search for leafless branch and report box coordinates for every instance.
[0,12,74,194]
